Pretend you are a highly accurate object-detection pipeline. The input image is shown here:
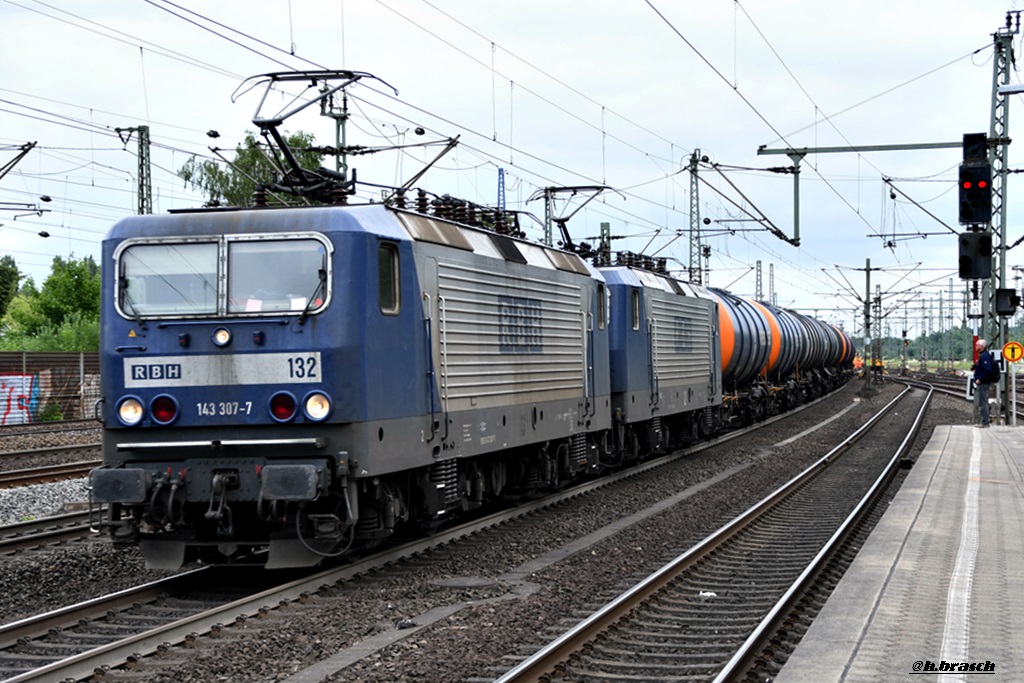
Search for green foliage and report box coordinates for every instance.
[1,289,48,338]
[35,255,100,328]
[0,310,99,351]
[178,130,323,208]
[865,318,1024,367]
[38,401,64,422]
[19,276,38,297]
[0,256,100,351]
[0,254,19,319]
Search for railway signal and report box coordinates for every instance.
[958,231,993,279]
[995,287,1020,316]
[958,163,992,224]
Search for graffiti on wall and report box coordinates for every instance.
[1,373,41,425]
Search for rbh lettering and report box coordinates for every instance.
[131,363,183,381]
[498,295,543,354]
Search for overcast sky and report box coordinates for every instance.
[1,0,1021,336]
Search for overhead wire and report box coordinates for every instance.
[4,0,991,303]
[412,0,682,151]
[346,90,674,234]
[771,45,992,144]
[140,0,298,71]
[643,0,991,296]
[370,0,677,167]
[9,0,241,79]
[71,0,871,282]
[646,0,895,244]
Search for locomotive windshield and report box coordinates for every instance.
[120,242,218,316]
[117,235,330,319]
[227,239,327,313]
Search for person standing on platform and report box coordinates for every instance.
[973,339,994,428]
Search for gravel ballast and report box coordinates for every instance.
[0,381,973,682]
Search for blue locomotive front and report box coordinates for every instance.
[92,203,612,568]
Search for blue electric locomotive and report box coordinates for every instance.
[602,264,722,453]
[92,204,617,568]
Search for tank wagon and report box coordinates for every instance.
[90,199,853,569]
[708,288,853,425]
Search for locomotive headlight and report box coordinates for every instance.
[212,327,232,347]
[303,392,332,421]
[117,397,145,426]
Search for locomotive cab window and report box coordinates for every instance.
[631,288,640,330]
[114,234,331,319]
[228,239,329,314]
[597,283,606,330]
[119,242,218,316]
[378,242,400,314]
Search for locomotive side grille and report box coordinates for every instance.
[649,295,714,383]
[437,261,585,409]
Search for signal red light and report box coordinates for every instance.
[270,392,297,421]
[962,181,973,190]
[978,180,988,189]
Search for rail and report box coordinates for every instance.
[493,383,924,682]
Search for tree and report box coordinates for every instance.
[35,255,101,329]
[0,310,99,352]
[178,130,324,208]
[0,256,100,351]
[0,254,18,319]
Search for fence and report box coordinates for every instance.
[0,352,101,424]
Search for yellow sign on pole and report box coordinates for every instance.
[1003,341,1024,363]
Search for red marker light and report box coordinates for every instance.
[270,392,297,421]
[151,396,178,424]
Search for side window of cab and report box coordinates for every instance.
[378,242,400,315]
[631,288,641,330]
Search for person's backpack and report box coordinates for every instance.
[986,361,1001,384]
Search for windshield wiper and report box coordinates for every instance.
[297,268,327,326]
[120,277,146,330]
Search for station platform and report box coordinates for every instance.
[775,425,1024,682]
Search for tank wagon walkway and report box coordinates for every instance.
[775,425,1024,682]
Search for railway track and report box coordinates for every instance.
[0,443,101,489]
[0,461,100,489]
[0,421,99,448]
[0,510,98,554]
[0,443,101,463]
[493,383,929,683]
[0,419,99,438]
[0,388,854,683]
[906,370,1024,418]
